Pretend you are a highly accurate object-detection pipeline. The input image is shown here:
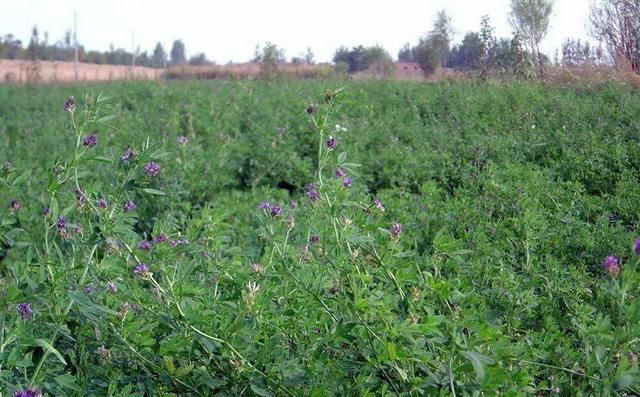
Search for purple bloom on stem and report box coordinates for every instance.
[13,388,42,397]
[121,147,134,162]
[250,263,264,273]
[56,216,66,231]
[75,188,85,208]
[389,223,402,240]
[133,262,149,275]
[97,198,108,209]
[123,200,136,212]
[84,284,95,294]
[603,255,620,276]
[71,224,83,234]
[107,281,117,293]
[138,240,152,251]
[155,234,167,244]
[373,197,385,211]
[310,235,320,244]
[83,134,97,147]
[335,168,345,178]
[144,161,160,177]
[9,199,20,212]
[289,200,297,209]
[306,183,319,202]
[177,135,188,145]
[258,202,271,210]
[63,95,75,112]
[41,207,49,216]
[342,176,352,188]
[16,303,32,320]
[270,205,282,217]
[634,238,640,255]
[326,135,337,150]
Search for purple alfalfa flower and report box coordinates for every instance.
[71,224,83,235]
[133,262,149,276]
[389,223,402,240]
[56,216,66,231]
[16,303,32,320]
[603,255,620,276]
[289,200,297,209]
[177,135,188,145]
[13,387,42,397]
[249,263,264,274]
[121,147,134,162]
[270,205,282,217]
[342,176,352,188]
[335,168,345,178]
[309,234,320,244]
[138,240,152,251]
[144,161,160,177]
[286,215,295,229]
[306,183,320,202]
[84,284,95,294]
[258,202,271,211]
[155,233,167,244]
[63,95,75,112]
[373,197,385,212]
[96,198,108,209]
[634,237,640,256]
[75,188,85,208]
[326,135,337,151]
[123,200,136,212]
[83,134,97,147]
[9,199,20,213]
[41,207,49,216]
[107,281,117,294]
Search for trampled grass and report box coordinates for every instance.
[1,79,640,396]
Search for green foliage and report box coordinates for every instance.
[1,80,640,396]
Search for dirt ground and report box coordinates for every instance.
[0,59,161,83]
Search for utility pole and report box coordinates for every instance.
[131,31,136,68]
[74,12,78,81]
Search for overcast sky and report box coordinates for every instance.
[1,0,591,63]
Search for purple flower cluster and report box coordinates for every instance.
[326,135,337,150]
[306,184,320,202]
[155,234,167,244]
[258,202,282,217]
[121,147,134,162]
[75,188,85,208]
[83,134,97,147]
[144,161,160,177]
[57,216,68,239]
[16,303,32,320]
[63,95,75,112]
[335,168,345,178]
[389,223,402,240]
[373,197,385,211]
[309,234,320,244]
[603,255,620,276]
[342,176,352,188]
[133,262,149,275]
[138,240,152,251]
[634,238,640,256]
[13,388,42,397]
[107,281,118,293]
[177,135,188,145]
[9,199,20,212]
[169,239,189,248]
[123,200,136,212]
[41,207,49,216]
[97,198,108,209]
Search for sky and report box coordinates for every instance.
[1,0,592,63]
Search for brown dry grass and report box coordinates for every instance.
[0,59,161,83]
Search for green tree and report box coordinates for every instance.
[253,42,286,78]
[152,42,167,68]
[509,0,554,77]
[430,10,454,67]
[170,39,186,65]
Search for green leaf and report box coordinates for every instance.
[387,341,397,361]
[611,374,634,391]
[92,156,113,163]
[142,188,167,196]
[462,350,494,381]
[338,152,347,164]
[35,338,67,365]
[250,384,273,397]
[55,373,81,391]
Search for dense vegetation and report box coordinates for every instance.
[1,79,640,396]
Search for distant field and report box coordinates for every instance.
[1,80,640,396]
[0,59,160,82]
